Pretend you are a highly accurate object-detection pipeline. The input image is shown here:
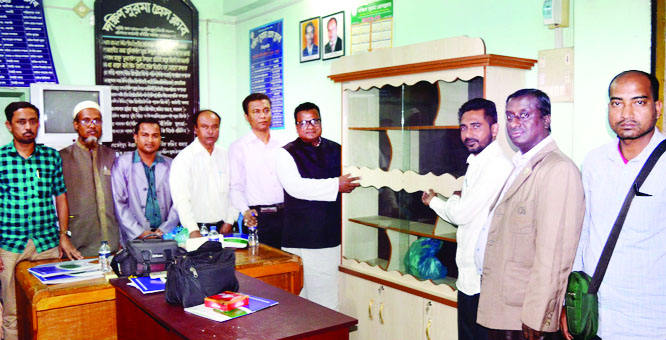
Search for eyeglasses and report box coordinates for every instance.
[78,118,103,126]
[506,111,531,122]
[296,118,321,128]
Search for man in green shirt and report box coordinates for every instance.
[0,102,82,340]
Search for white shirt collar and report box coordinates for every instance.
[467,140,501,165]
[512,135,553,167]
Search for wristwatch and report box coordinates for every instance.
[60,230,72,238]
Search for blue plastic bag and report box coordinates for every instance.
[403,238,447,280]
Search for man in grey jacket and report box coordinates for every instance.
[111,118,179,245]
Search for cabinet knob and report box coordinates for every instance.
[368,299,373,320]
[426,319,432,340]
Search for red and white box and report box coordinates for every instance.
[204,292,249,311]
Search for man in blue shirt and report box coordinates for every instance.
[111,118,179,245]
[562,70,666,339]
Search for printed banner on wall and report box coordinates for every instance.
[0,0,58,86]
[351,0,393,55]
[94,0,199,156]
[250,20,284,129]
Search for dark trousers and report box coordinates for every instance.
[246,205,284,249]
[458,291,488,340]
[487,329,562,340]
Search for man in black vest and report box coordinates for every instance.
[276,102,359,310]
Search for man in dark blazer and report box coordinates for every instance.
[476,89,584,340]
[325,17,342,53]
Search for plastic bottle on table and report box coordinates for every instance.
[248,226,258,247]
[208,226,220,243]
[200,225,209,237]
[99,241,111,273]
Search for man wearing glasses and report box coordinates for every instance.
[276,102,359,310]
[60,101,119,256]
[476,89,584,340]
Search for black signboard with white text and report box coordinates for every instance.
[94,0,198,156]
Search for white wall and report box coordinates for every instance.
[1,0,653,166]
[230,0,652,166]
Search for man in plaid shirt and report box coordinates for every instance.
[0,102,82,340]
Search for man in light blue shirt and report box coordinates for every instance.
[563,70,666,339]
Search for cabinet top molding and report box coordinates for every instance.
[329,54,537,83]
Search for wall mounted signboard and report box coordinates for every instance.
[0,0,58,86]
[250,19,284,129]
[94,0,199,156]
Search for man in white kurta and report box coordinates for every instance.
[276,102,359,310]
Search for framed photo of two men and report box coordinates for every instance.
[300,17,320,63]
[322,11,344,60]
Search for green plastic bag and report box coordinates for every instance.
[403,238,447,280]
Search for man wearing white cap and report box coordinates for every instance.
[59,100,119,256]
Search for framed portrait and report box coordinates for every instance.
[322,11,345,60]
[299,17,320,63]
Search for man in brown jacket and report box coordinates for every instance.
[476,89,584,340]
[60,101,119,257]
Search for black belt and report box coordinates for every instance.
[249,203,284,214]
[197,220,225,229]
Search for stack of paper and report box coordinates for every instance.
[184,294,278,322]
[29,259,103,284]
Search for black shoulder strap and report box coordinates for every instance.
[589,139,666,293]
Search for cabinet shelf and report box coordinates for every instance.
[349,216,457,243]
[348,125,459,131]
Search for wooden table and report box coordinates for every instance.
[112,273,356,340]
[16,244,303,340]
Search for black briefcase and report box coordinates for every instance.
[165,241,239,307]
[111,237,181,277]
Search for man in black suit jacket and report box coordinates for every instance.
[325,17,342,53]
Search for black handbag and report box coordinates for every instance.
[165,241,239,308]
[111,236,181,277]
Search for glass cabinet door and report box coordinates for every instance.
[342,77,483,285]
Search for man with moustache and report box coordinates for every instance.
[276,102,359,310]
[302,22,319,58]
[561,71,666,340]
[111,118,179,246]
[60,101,119,256]
[0,102,82,340]
[421,98,513,340]
[230,93,286,248]
[170,110,237,238]
[476,89,584,340]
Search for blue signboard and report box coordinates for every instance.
[250,20,283,129]
[0,0,57,86]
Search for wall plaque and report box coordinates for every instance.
[95,0,198,155]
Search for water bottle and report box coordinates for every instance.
[208,226,220,243]
[248,226,258,247]
[99,241,111,273]
[200,225,209,237]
